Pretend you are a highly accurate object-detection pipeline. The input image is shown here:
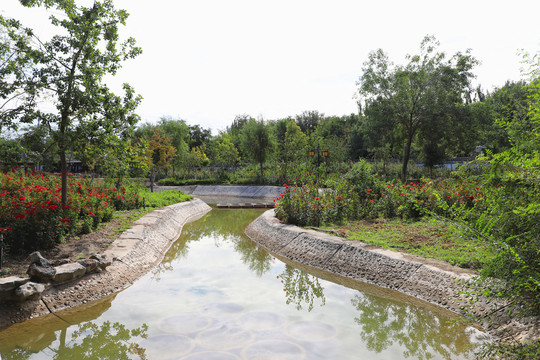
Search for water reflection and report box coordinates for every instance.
[0,208,485,359]
[1,310,147,360]
[2,322,147,360]
[0,295,116,357]
[47,321,147,360]
[352,293,480,359]
[156,209,272,277]
[279,265,326,311]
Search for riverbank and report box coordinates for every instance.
[0,199,211,329]
[245,209,539,344]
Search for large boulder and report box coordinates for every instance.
[0,276,29,291]
[0,276,30,301]
[52,263,87,283]
[27,263,56,282]
[14,282,45,301]
[29,251,51,267]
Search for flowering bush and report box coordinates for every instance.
[274,170,493,227]
[275,172,381,227]
[0,169,140,254]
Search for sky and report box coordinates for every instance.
[2,0,539,134]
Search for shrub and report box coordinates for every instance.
[0,170,139,254]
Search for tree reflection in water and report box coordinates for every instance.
[3,321,148,360]
[154,209,272,278]
[279,265,326,311]
[351,293,478,359]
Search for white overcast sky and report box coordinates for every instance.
[2,0,539,133]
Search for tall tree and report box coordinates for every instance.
[283,120,307,174]
[188,124,212,149]
[240,118,271,178]
[0,14,38,131]
[157,116,190,174]
[357,36,478,181]
[1,0,142,204]
[295,110,324,135]
[147,127,176,191]
[214,134,239,172]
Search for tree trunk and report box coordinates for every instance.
[60,150,68,205]
[401,133,413,182]
[59,113,68,205]
[259,161,263,179]
[150,167,155,193]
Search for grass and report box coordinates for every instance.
[111,208,151,236]
[109,189,193,236]
[138,189,193,208]
[328,217,497,270]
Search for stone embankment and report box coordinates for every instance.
[0,199,211,329]
[245,209,539,342]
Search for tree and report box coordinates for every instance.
[19,123,58,170]
[180,144,209,177]
[295,110,324,135]
[0,15,39,131]
[0,137,26,171]
[283,120,307,171]
[214,134,239,172]
[147,128,176,191]
[1,0,142,204]
[157,117,190,174]
[188,124,212,149]
[240,118,271,178]
[357,36,478,181]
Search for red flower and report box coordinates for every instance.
[315,197,319,201]
[14,214,26,220]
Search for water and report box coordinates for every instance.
[0,208,487,359]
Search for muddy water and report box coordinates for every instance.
[0,208,487,359]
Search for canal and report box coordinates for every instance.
[0,208,486,359]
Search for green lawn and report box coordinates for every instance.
[329,218,496,270]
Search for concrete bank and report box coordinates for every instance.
[0,199,211,330]
[245,209,539,341]
[172,184,282,199]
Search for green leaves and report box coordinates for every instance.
[2,0,142,204]
[357,36,479,181]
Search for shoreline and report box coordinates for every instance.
[245,209,539,343]
[0,198,211,330]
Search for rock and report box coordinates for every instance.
[14,282,45,301]
[27,263,56,282]
[90,254,111,269]
[0,276,29,291]
[49,258,71,267]
[77,258,99,273]
[29,251,51,267]
[52,263,87,283]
